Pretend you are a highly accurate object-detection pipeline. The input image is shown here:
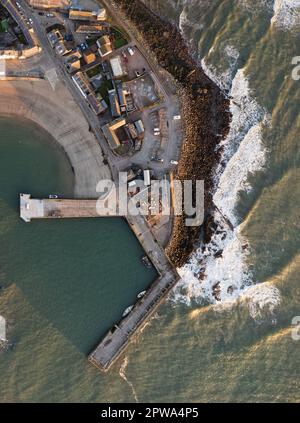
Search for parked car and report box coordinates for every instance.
[150,156,164,163]
[170,160,178,165]
[127,47,135,56]
[79,42,88,51]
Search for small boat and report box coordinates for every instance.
[137,290,146,299]
[49,194,58,199]
[141,255,152,268]
[122,305,134,318]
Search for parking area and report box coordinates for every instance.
[122,45,149,80]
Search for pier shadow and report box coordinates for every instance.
[4,217,157,354]
[0,118,157,354]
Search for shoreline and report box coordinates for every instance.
[0,79,111,199]
[0,114,75,194]
[112,0,232,267]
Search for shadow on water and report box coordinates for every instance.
[0,118,157,354]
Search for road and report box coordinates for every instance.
[2,0,35,46]
[18,0,119,177]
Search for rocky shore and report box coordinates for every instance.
[115,0,232,267]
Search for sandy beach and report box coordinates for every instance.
[0,78,111,198]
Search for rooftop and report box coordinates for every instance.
[102,118,126,150]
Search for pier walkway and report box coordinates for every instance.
[20,194,116,222]
[20,194,180,371]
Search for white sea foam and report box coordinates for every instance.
[214,124,266,225]
[171,68,273,312]
[201,45,240,91]
[179,7,189,34]
[119,357,139,402]
[271,0,300,30]
[240,283,281,320]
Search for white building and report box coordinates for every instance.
[110,56,126,78]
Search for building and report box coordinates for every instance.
[87,93,108,115]
[55,40,71,56]
[143,170,151,186]
[108,89,121,119]
[66,59,81,73]
[69,7,107,21]
[47,29,63,48]
[76,25,104,34]
[102,118,127,150]
[72,72,90,97]
[90,75,102,90]
[29,0,70,8]
[72,71,107,115]
[127,123,138,139]
[116,81,127,113]
[83,51,96,65]
[134,119,145,135]
[64,50,82,61]
[97,35,113,58]
[110,56,126,78]
[97,35,110,46]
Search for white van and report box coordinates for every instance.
[127,47,135,56]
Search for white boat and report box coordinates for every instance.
[122,305,134,318]
[137,290,146,299]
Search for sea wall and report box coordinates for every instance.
[114,0,232,267]
[0,79,111,198]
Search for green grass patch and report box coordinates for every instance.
[111,26,128,49]
[1,19,9,32]
[86,64,102,78]
[86,36,98,47]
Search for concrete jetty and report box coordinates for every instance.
[89,212,179,371]
[20,194,116,222]
[20,194,180,370]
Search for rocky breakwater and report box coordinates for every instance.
[115,0,232,267]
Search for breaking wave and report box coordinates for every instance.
[271,0,300,30]
[170,68,279,313]
[240,283,281,321]
[201,45,240,91]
